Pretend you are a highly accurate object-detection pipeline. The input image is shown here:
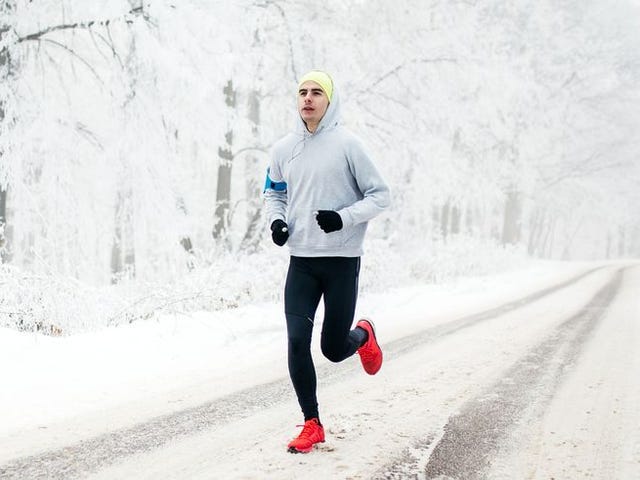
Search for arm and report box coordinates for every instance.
[337,140,391,228]
[263,162,288,225]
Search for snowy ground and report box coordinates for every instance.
[1,260,639,479]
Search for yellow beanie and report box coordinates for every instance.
[298,70,333,101]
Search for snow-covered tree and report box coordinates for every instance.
[1,0,638,332]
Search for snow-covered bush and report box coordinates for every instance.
[0,238,528,335]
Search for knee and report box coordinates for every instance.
[321,341,344,363]
[289,334,311,356]
[286,314,312,354]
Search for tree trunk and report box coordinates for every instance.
[431,206,440,240]
[0,186,9,263]
[527,208,546,256]
[0,4,14,263]
[213,131,233,239]
[450,205,461,236]
[111,188,136,283]
[213,79,236,240]
[617,226,626,257]
[239,89,263,253]
[440,202,450,240]
[501,190,522,245]
[176,195,195,268]
[464,204,474,235]
[631,225,640,257]
[0,86,6,262]
[561,219,583,260]
[542,217,556,258]
[110,1,145,282]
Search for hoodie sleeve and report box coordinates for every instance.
[263,151,288,225]
[337,138,391,228]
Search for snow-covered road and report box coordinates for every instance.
[1,262,639,479]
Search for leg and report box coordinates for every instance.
[285,257,323,420]
[319,257,366,363]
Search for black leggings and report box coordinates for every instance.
[284,256,366,420]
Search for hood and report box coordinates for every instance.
[295,83,341,136]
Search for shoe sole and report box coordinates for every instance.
[288,446,311,454]
[287,440,325,454]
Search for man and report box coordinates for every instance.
[264,70,391,453]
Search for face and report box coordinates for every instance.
[297,81,330,132]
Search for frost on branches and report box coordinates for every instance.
[0,0,638,333]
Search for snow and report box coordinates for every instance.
[488,268,640,479]
[3,259,638,480]
[3,1,640,291]
[2,1,639,477]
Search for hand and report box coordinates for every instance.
[316,210,343,233]
[270,219,289,246]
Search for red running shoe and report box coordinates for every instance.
[356,318,383,375]
[287,418,325,453]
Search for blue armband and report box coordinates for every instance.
[263,168,287,193]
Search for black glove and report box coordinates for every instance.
[316,210,343,233]
[270,219,289,246]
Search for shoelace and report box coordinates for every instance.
[360,346,373,356]
[296,421,318,439]
[359,338,376,357]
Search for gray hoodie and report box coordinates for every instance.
[264,84,391,257]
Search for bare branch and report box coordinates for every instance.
[233,146,268,158]
[41,38,105,88]
[349,56,458,104]
[367,56,458,91]
[264,1,298,81]
[14,6,144,45]
[540,155,632,190]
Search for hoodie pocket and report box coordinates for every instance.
[289,211,345,249]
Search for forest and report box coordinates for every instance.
[0,0,638,333]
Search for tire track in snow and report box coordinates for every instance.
[376,268,623,480]
[385,267,603,359]
[0,267,607,479]
[0,378,295,480]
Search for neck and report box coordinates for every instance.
[305,121,319,133]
